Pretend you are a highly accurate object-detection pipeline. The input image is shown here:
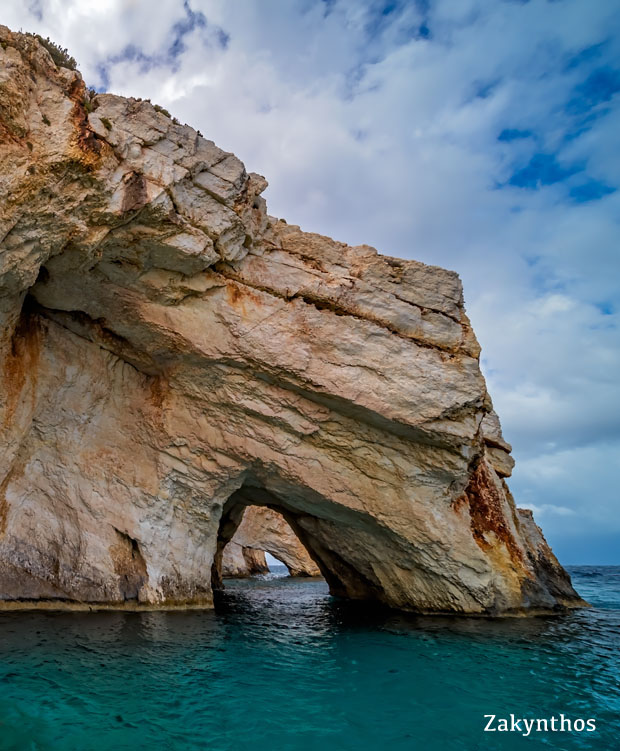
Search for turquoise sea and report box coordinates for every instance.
[0,566,618,750]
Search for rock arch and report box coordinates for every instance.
[0,28,583,614]
[221,543,270,578]
[221,506,320,578]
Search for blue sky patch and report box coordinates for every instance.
[564,41,606,72]
[569,180,615,203]
[95,63,110,91]
[363,0,430,45]
[470,79,500,100]
[169,2,208,59]
[381,1,398,16]
[595,301,615,316]
[498,128,533,142]
[563,106,611,142]
[509,153,580,189]
[566,66,620,115]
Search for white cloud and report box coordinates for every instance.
[523,503,576,518]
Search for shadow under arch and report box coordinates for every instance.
[211,472,389,604]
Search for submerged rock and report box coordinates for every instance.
[0,28,584,614]
[222,507,321,577]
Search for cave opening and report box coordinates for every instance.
[210,477,386,603]
[219,503,322,581]
[264,553,288,574]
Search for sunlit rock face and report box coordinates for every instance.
[0,28,584,614]
[222,507,321,577]
[221,540,269,578]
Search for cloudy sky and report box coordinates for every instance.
[4,0,619,563]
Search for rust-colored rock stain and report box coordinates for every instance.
[461,459,523,563]
[67,76,102,164]
[2,307,40,426]
[226,280,263,317]
[0,475,10,536]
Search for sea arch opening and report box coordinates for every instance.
[220,504,322,579]
[210,475,390,603]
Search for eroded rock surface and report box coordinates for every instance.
[222,507,321,577]
[221,540,269,578]
[0,29,584,614]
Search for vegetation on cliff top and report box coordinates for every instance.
[31,34,77,70]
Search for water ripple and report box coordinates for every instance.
[0,567,617,750]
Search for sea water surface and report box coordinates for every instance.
[0,566,618,750]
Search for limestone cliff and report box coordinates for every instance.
[0,29,584,614]
[222,507,321,577]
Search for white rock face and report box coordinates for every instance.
[221,541,269,578]
[222,507,321,577]
[0,29,584,614]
